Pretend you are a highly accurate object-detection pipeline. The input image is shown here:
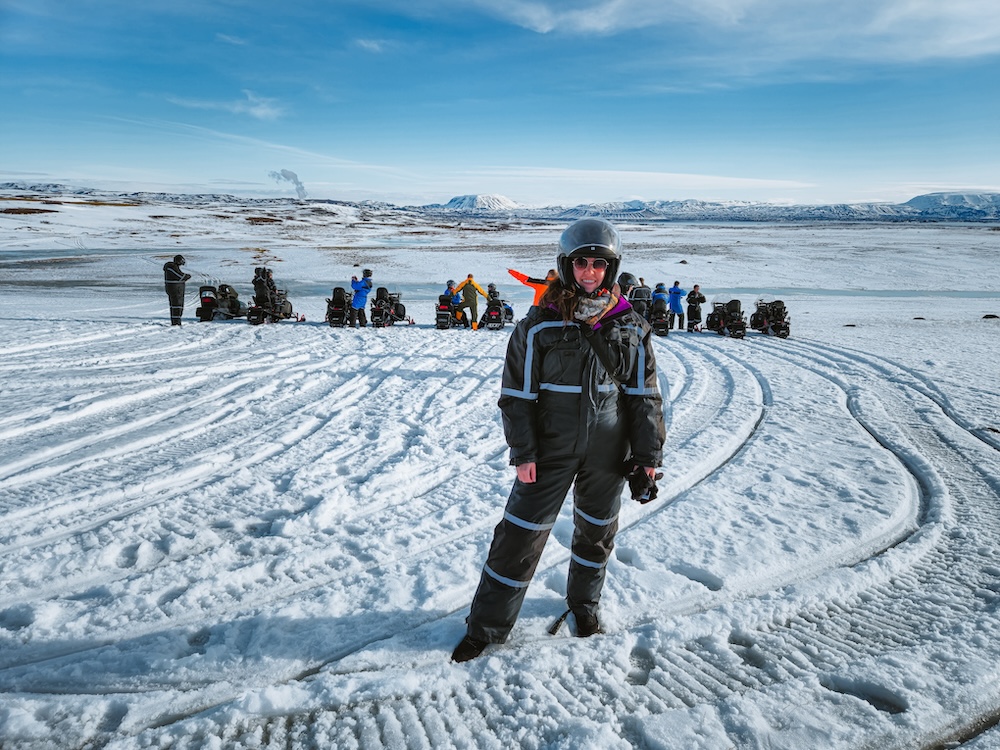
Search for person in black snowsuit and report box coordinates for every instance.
[452,218,665,663]
[686,284,706,332]
[163,254,191,326]
[252,268,273,310]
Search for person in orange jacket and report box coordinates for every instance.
[454,274,489,329]
[508,268,557,306]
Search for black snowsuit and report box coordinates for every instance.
[464,299,665,644]
[686,290,706,332]
[163,261,191,325]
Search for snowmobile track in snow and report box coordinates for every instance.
[129,334,1000,750]
[3,324,1000,749]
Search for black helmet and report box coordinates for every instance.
[487,282,497,293]
[557,218,621,292]
[655,282,667,292]
[362,268,372,278]
[617,272,639,292]
[174,254,186,265]
[446,279,455,287]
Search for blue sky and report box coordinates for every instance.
[2,0,999,206]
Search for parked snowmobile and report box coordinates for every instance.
[247,269,299,325]
[628,285,653,321]
[648,296,670,336]
[370,287,413,327]
[705,297,746,338]
[749,297,791,338]
[435,293,464,329]
[195,283,248,321]
[478,285,514,330]
[325,287,352,327]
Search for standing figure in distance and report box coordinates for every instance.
[163,254,191,326]
[452,218,665,662]
[350,268,373,327]
[667,280,687,331]
[686,284,706,332]
[454,274,489,330]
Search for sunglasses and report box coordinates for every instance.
[572,257,609,271]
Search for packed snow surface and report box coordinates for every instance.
[1,191,1000,749]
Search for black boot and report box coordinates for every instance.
[574,611,602,638]
[451,635,489,662]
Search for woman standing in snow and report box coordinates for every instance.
[452,218,665,662]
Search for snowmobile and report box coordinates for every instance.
[478,286,514,330]
[195,284,248,321]
[705,298,746,338]
[325,287,352,327]
[628,285,653,321]
[435,294,464,329]
[369,287,413,327]
[749,297,791,338]
[247,286,299,325]
[648,297,670,336]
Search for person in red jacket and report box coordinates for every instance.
[507,268,557,306]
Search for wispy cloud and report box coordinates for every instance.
[166,90,284,120]
[109,118,425,181]
[215,33,248,46]
[452,165,816,204]
[355,38,387,53]
[467,165,812,191]
[463,0,1000,62]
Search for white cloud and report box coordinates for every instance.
[465,0,1000,62]
[215,33,248,46]
[467,164,812,191]
[355,38,387,53]
[166,90,284,121]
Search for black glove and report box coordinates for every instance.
[627,466,663,504]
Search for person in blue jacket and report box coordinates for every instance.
[667,280,686,331]
[350,268,373,327]
[652,282,669,305]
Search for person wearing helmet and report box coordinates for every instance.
[454,274,489,330]
[162,254,191,326]
[452,218,665,662]
[349,268,374,327]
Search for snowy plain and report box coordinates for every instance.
[1,191,1000,749]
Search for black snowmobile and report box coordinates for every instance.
[749,297,790,338]
[436,293,464,329]
[369,287,413,327]
[648,296,670,336]
[705,298,747,338]
[325,287,352,327]
[195,283,248,321]
[478,285,514,330]
[247,269,299,325]
[628,285,653,321]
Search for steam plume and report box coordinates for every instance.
[269,169,307,199]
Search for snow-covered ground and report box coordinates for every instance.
[2,191,1000,749]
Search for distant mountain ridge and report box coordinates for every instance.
[3,183,1000,222]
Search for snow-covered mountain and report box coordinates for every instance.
[422,191,1000,222]
[3,182,1000,222]
[437,194,520,211]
